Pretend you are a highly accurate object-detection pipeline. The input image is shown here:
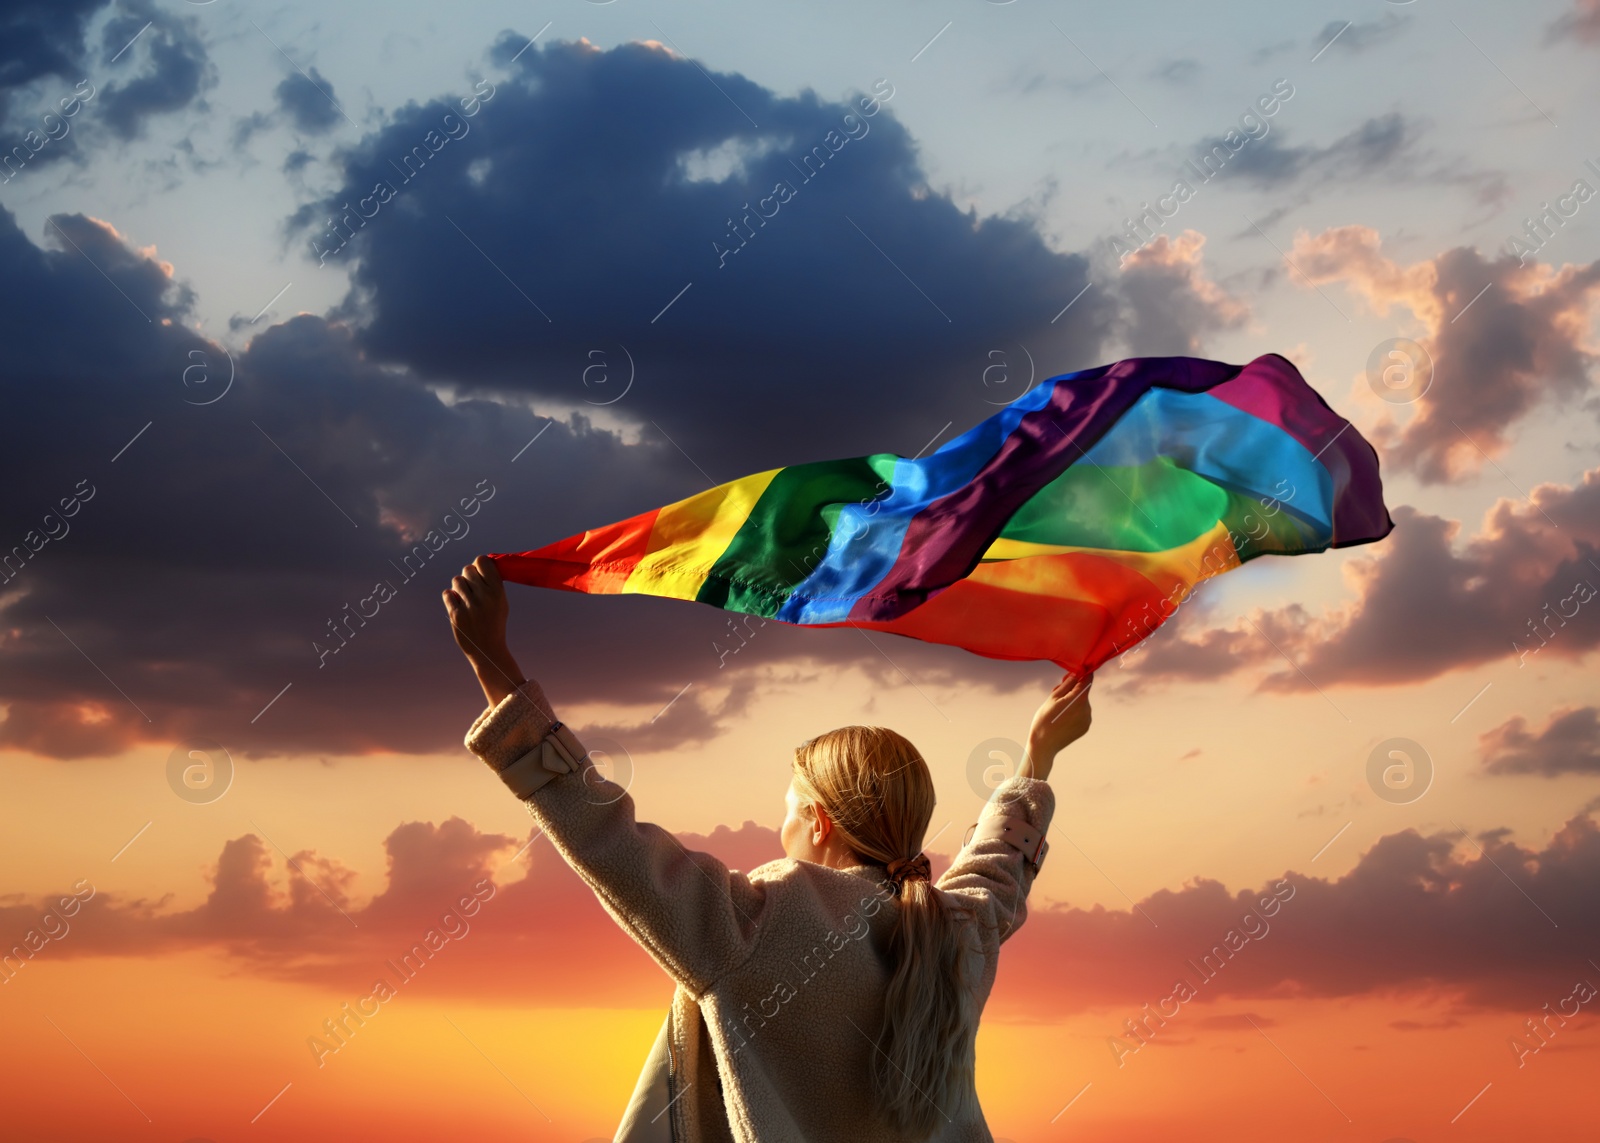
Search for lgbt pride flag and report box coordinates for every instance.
[490,354,1392,672]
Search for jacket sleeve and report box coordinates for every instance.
[936,775,1054,945]
[464,679,769,997]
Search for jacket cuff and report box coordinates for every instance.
[464,679,561,774]
[973,775,1056,866]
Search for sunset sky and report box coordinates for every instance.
[3,1,1599,1140]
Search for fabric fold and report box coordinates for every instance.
[490,353,1393,672]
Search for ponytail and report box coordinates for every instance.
[876,873,979,1135]
[793,726,979,1137]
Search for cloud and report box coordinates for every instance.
[0,813,785,1006]
[232,68,345,151]
[6,31,1252,761]
[579,677,760,752]
[0,35,1431,763]
[0,199,728,760]
[0,198,1058,762]
[9,806,1600,1018]
[1194,116,1507,208]
[1115,230,1248,355]
[1123,468,1600,691]
[0,0,213,179]
[993,806,1600,1018]
[1311,15,1411,58]
[1195,113,1416,194]
[1481,707,1600,776]
[0,0,100,133]
[1194,1011,1275,1030]
[1289,225,1600,482]
[95,1,214,141]
[275,66,344,134]
[289,35,1119,476]
[1389,1014,1464,1031]
[230,110,273,150]
[1546,0,1600,44]
[1150,58,1200,85]
[0,0,101,109]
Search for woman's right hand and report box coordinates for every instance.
[1021,671,1093,779]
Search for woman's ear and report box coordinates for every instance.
[809,802,833,846]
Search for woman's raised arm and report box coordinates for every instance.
[443,556,770,995]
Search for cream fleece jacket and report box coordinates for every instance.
[464,679,1055,1143]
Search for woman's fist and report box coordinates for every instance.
[443,555,510,662]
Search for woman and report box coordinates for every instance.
[445,555,1093,1142]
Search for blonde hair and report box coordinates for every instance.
[792,725,978,1137]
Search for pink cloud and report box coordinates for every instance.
[1287,225,1600,483]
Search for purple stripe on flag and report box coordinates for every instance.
[848,354,1391,623]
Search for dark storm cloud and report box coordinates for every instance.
[289,35,1119,476]
[96,2,214,141]
[0,208,717,761]
[0,0,212,174]
[0,0,101,104]
[275,67,343,134]
[1482,707,1600,777]
[0,36,1283,762]
[0,203,1054,763]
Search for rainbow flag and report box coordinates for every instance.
[490,354,1392,672]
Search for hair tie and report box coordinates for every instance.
[885,852,932,894]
